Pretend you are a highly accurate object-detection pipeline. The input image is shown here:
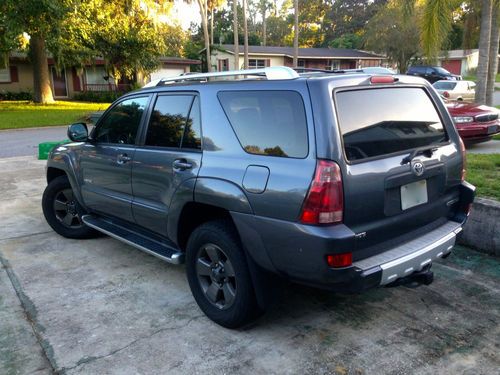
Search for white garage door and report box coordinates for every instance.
[150,68,185,81]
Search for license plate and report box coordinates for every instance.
[401,180,428,210]
[487,125,498,134]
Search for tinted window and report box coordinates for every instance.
[145,95,201,149]
[218,91,308,158]
[336,88,447,162]
[182,97,202,150]
[435,67,451,75]
[95,97,148,144]
[433,81,457,90]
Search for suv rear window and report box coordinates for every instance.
[218,91,308,158]
[336,88,447,162]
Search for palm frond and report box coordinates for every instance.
[421,0,453,61]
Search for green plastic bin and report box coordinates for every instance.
[38,140,69,160]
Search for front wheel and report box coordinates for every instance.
[186,220,262,328]
[42,175,97,239]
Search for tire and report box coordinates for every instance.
[186,220,262,328]
[42,175,98,239]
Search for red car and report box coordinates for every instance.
[446,101,500,144]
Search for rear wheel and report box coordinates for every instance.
[42,175,97,239]
[186,220,262,328]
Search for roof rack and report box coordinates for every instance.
[144,66,299,87]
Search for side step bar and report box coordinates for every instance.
[82,215,184,265]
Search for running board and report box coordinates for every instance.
[82,215,184,264]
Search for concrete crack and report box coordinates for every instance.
[0,251,59,374]
[59,314,204,374]
[0,230,53,242]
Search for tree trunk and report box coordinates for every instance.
[262,6,267,46]
[233,0,239,70]
[476,0,493,104]
[210,7,214,45]
[293,0,299,67]
[486,0,500,105]
[243,0,249,69]
[198,0,212,72]
[30,35,54,104]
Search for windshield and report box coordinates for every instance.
[433,81,457,90]
[336,88,448,162]
[435,67,451,75]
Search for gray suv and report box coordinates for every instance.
[42,67,475,328]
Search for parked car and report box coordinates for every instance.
[433,80,475,102]
[42,67,475,328]
[446,100,500,144]
[407,66,461,83]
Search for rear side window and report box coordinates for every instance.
[336,88,448,162]
[433,82,457,90]
[218,91,308,158]
[145,95,201,150]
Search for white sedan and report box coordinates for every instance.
[432,80,476,102]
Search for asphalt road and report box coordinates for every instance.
[0,126,69,158]
[1,156,499,374]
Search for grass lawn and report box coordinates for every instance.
[462,73,500,82]
[0,100,110,130]
[466,153,500,200]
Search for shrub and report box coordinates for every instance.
[0,91,33,101]
[73,91,124,103]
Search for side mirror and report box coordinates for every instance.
[68,123,88,142]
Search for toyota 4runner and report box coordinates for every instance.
[42,67,475,328]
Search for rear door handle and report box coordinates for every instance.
[173,159,192,170]
[117,153,131,164]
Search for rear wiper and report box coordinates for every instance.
[401,146,439,165]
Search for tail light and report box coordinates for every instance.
[327,253,352,268]
[443,91,450,98]
[300,160,343,225]
[459,137,466,181]
[370,76,396,84]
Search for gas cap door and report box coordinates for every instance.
[242,165,270,194]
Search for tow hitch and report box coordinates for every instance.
[385,266,434,288]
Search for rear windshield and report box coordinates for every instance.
[433,81,457,90]
[336,88,447,162]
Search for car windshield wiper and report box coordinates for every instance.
[401,146,439,165]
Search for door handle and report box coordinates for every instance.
[117,153,131,164]
[173,159,192,170]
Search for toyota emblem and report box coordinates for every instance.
[411,161,425,176]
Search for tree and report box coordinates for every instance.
[233,0,240,69]
[259,0,272,45]
[197,0,212,71]
[476,0,493,103]
[486,0,499,105]
[243,0,249,69]
[293,0,299,66]
[365,0,421,72]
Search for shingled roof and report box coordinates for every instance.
[217,44,384,59]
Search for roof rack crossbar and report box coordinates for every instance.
[144,66,299,87]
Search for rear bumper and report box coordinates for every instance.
[232,181,475,293]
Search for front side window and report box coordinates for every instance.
[145,95,201,150]
[218,91,308,158]
[336,88,447,162]
[94,96,148,145]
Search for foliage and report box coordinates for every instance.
[0,91,33,101]
[0,100,110,129]
[421,0,455,61]
[365,0,421,72]
[329,33,363,49]
[73,91,125,103]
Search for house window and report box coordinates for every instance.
[326,60,340,71]
[249,59,266,69]
[218,59,229,71]
[0,66,10,83]
[297,59,305,68]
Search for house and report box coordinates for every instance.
[436,49,481,76]
[0,52,200,98]
[208,44,385,72]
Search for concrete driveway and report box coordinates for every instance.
[1,156,499,374]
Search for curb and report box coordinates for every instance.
[459,197,500,256]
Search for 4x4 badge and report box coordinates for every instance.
[411,160,425,176]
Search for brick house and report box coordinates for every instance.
[0,52,200,98]
[208,44,385,72]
